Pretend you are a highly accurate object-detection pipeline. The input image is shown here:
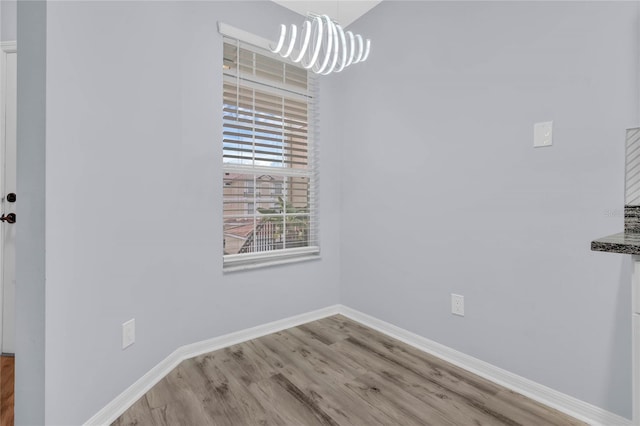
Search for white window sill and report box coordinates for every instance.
[223,253,321,273]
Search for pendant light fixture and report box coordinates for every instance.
[270,13,371,75]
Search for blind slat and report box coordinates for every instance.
[223,121,308,137]
[223,101,308,123]
[223,131,309,147]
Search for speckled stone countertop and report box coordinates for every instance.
[591,232,640,255]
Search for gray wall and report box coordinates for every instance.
[15,1,45,425]
[1,0,17,41]
[337,1,638,418]
[42,2,341,424]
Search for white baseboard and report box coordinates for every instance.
[84,304,341,425]
[85,303,632,426]
[339,305,633,426]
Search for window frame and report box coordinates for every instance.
[220,23,320,272]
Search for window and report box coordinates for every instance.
[273,182,283,196]
[245,179,254,195]
[222,36,319,269]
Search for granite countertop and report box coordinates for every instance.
[591,232,640,255]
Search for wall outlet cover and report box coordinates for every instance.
[534,121,553,148]
[451,294,465,316]
[122,318,135,349]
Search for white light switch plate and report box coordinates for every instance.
[534,121,553,147]
[122,318,135,349]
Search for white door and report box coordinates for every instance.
[1,45,17,354]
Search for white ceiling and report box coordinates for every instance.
[271,0,382,27]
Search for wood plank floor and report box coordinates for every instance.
[114,315,585,426]
[0,355,14,426]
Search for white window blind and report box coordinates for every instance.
[222,36,319,269]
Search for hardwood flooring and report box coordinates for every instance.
[114,315,585,425]
[0,355,13,426]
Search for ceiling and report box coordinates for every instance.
[271,0,382,27]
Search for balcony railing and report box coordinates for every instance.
[238,220,308,254]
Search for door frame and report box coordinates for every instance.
[0,40,16,354]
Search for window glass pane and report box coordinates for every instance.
[223,86,309,169]
[289,177,310,210]
[222,39,316,264]
[284,213,310,249]
[223,173,254,217]
[224,220,254,256]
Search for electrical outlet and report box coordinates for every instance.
[122,318,135,349]
[451,294,464,316]
[534,121,553,147]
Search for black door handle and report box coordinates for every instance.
[1,213,16,223]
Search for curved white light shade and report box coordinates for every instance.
[271,14,370,75]
[334,24,347,73]
[316,15,334,74]
[322,33,339,74]
[291,20,311,63]
[282,24,297,58]
[345,31,355,68]
[303,16,323,70]
[271,24,287,54]
[361,39,371,62]
[353,34,364,64]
